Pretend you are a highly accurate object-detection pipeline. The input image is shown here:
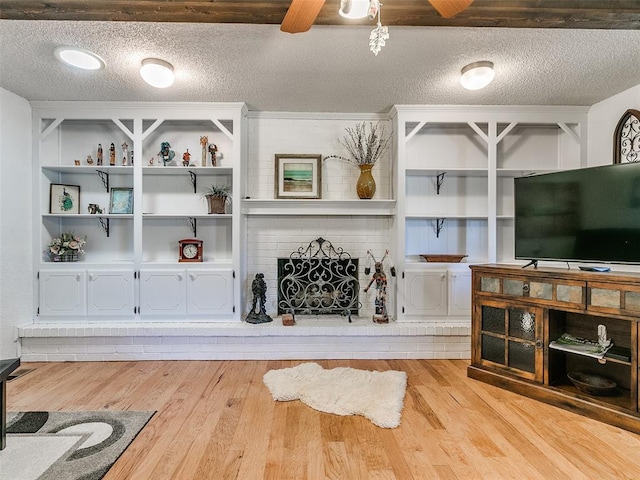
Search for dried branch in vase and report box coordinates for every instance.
[326,122,390,166]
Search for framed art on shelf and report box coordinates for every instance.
[109,187,134,214]
[274,154,322,199]
[49,184,80,214]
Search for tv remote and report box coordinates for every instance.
[578,266,611,272]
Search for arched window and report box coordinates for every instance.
[613,109,640,163]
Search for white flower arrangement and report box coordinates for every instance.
[46,232,86,261]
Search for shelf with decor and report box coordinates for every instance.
[32,102,247,322]
[391,106,588,322]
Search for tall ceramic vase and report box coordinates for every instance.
[356,164,376,199]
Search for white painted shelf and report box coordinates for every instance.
[241,199,396,216]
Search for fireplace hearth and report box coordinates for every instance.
[277,238,360,317]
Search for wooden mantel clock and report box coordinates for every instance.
[178,239,203,262]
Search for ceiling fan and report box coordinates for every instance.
[281,0,475,33]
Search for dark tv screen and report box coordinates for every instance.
[514,162,640,264]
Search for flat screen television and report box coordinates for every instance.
[514,162,640,265]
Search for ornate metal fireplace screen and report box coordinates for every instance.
[277,237,360,316]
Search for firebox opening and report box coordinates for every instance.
[277,238,360,316]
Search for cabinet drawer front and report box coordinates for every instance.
[503,279,524,296]
[529,281,552,300]
[588,282,640,315]
[479,273,585,308]
[481,276,501,293]
[625,291,640,313]
[557,284,584,304]
[590,287,621,309]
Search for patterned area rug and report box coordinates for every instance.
[1,411,155,480]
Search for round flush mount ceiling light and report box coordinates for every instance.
[460,61,495,90]
[54,46,105,70]
[339,0,370,19]
[140,58,175,88]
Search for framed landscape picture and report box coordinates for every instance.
[109,187,134,214]
[274,154,322,199]
[49,184,80,214]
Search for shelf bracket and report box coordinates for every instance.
[96,170,109,192]
[188,170,197,193]
[435,218,445,238]
[98,216,110,237]
[188,217,197,237]
[436,172,446,195]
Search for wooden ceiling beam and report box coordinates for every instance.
[1,0,638,29]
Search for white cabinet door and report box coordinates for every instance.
[39,270,87,317]
[139,269,187,317]
[87,270,135,317]
[448,270,472,316]
[187,269,234,316]
[403,270,447,316]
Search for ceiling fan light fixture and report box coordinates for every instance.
[460,61,495,90]
[140,58,175,88]
[339,0,370,19]
[54,46,105,70]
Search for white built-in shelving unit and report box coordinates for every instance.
[391,106,589,322]
[30,102,590,328]
[32,102,247,322]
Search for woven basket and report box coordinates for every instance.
[54,253,79,262]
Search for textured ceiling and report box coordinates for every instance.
[0,20,639,113]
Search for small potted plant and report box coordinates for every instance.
[202,183,231,214]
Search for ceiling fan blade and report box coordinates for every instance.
[428,0,475,18]
[281,0,326,34]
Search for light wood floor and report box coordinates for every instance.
[6,359,640,480]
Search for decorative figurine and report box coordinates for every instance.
[74,159,81,166]
[148,157,154,166]
[208,143,218,167]
[86,155,94,165]
[182,149,191,166]
[130,150,134,166]
[363,249,396,323]
[245,273,273,324]
[109,143,116,166]
[200,136,208,167]
[97,143,103,166]
[158,141,175,166]
[121,142,129,165]
[87,203,102,214]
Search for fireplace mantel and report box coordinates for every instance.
[241,199,396,216]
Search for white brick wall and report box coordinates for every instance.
[19,318,470,361]
[245,113,395,320]
[247,115,392,200]
[246,216,392,319]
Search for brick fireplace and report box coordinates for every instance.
[277,237,360,318]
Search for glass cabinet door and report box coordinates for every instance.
[474,299,544,382]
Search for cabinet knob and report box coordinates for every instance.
[176,274,183,281]
[535,339,543,349]
[75,274,81,281]
[523,284,530,293]
[189,274,196,281]
[88,274,95,281]
[440,274,446,279]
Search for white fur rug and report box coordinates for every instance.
[263,362,407,428]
